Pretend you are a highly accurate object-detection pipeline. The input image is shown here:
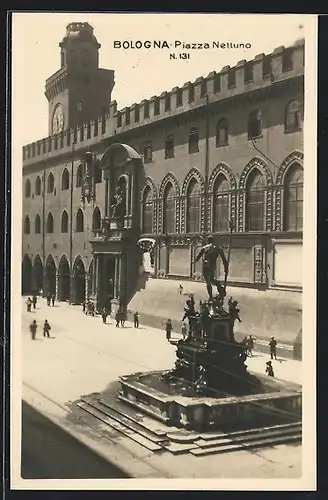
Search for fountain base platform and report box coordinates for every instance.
[118,370,301,431]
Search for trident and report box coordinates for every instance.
[223,219,234,295]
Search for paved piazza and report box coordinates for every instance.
[20,297,302,479]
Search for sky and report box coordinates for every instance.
[12,13,311,146]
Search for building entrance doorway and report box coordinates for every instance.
[22,254,32,295]
[98,256,115,310]
[58,256,70,301]
[73,258,85,305]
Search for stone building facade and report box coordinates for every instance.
[22,22,304,312]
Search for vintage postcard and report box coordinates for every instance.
[11,12,317,490]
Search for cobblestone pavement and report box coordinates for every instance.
[20,297,303,480]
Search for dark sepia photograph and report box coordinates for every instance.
[11,12,317,490]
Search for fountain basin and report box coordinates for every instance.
[119,370,302,431]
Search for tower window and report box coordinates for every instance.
[134,105,140,122]
[200,80,207,97]
[77,101,83,111]
[144,101,149,118]
[214,73,221,93]
[154,97,160,115]
[176,89,183,107]
[244,62,253,83]
[144,143,152,163]
[228,68,236,88]
[188,84,195,102]
[165,94,171,111]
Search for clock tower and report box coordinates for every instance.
[45,22,115,136]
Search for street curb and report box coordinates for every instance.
[21,383,170,480]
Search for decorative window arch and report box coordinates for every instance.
[76,208,84,232]
[188,127,199,154]
[24,215,30,234]
[35,176,42,196]
[61,168,70,190]
[76,164,83,188]
[163,182,176,234]
[25,179,31,198]
[47,172,55,193]
[61,210,69,233]
[283,162,303,231]
[35,214,41,234]
[159,173,179,234]
[248,110,262,139]
[46,212,54,233]
[142,185,154,234]
[212,174,230,232]
[285,100,302,132]
[216,118,229,147]
[245,169,266,231]
[186,178,201,233]
[92,206,101,230]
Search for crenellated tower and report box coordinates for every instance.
[45,22,115,136]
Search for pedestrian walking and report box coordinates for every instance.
[46,293,51,306]
[181,322,187,340]
[248,335,255,356]
[32,295,37,310]
[269,336,277,360]
[43,319,51,338]
[265,360,275,377]
[165,319,173,341]
[26,297,32,312]
[120,310,126,327]
[133,311,140,328]
[51,294,55,307]
[82,301,86,313]
[115,311,120,328]
[29,320,37,340]
[102,308,108,324]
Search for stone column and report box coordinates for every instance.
[113,257,118,298]
[55,272,59,301]
[70,274,75,304]
[92,255,97,295]
[130,173,134,214]
[85,274,89,301]
[43,271,47,297]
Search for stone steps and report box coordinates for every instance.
[77,396,302,457]
[76,400,164,452]
[97,397,180,437]
[190,432,302,456]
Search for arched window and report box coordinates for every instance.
[285,101,302,132]
[283,163,303,231]
[213,174,230,232]
[163,183,175,234]
[246,169,266,231]
[94,162,102,184]
[187,178,201,233]
[25,179,31,198]
[35,214,41,234]
[61,210,69,233]
[188,127,199,154]
[142,187,153,234]
[76,208,84,232]
[35,176,42,196]
[47,172,55,193]
[92,207,101,230]
[46,212,54,234]
[24,216,30,234]
[248,110,262,140]
[61,168,70,190]
[216,118,229,147]
[76,164,83,187]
